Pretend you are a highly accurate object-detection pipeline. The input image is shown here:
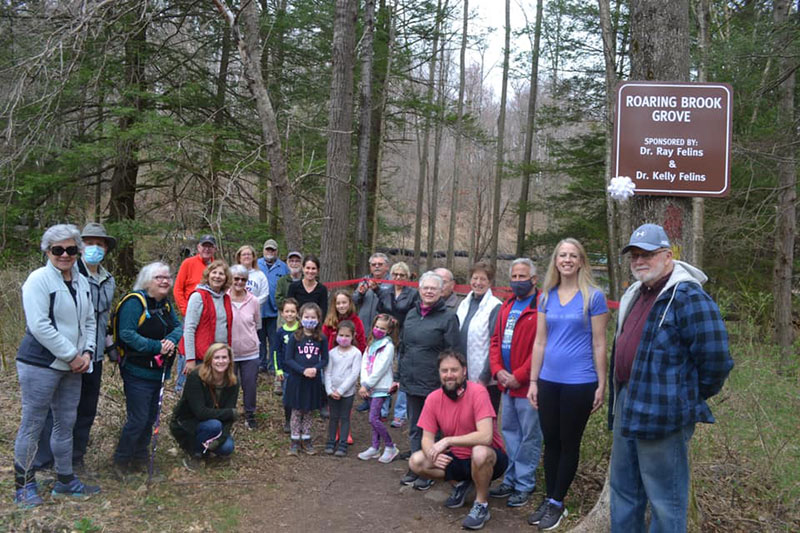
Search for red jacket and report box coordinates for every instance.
[489,291,539,398]
[323,312,367,353]
[178,289,233,361]
[174,254,213,314]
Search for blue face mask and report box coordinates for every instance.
[83,245,105,265]
[510,279,534,299]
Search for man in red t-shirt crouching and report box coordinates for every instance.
[409,350,508,530]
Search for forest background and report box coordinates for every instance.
[0,0,798,531]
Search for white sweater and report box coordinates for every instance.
[324,345,362,397]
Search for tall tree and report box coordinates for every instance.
[108,7,148,280]
[446,0,468,269]
[427,32,449,270]
[772,0,796,366]
[321,0,358,281]
[489,0,511,271]
[356,0,376,274]
[629,0,693,260]
[690,0,710,268]
[214,0,303,251]
[515,0,543,258]
[412,0,443,273]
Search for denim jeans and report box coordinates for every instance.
[500,392,543,493]
[259,317,277,371]
[195,419,234,456]
[114,367,162,464]
[14,362,82,478]
[393,390,407,420]
[175,354,187,393]
[34,360,104,470]
[610,384,695,533]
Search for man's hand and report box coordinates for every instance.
[497,369,520,389]
[426,436,451,465]
[357,281,368,295]
[433,453,453,470]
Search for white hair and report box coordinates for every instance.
[40,224,82,252]
[418,271,444,289]
[133,262,171,291]
[230,264,248,278]
[509,257,537,277]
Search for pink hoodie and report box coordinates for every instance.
[228,291,261,360]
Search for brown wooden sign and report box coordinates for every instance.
[613,81,732,197]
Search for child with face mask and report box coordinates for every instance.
[357,314,400,464]
[323,321,362,456]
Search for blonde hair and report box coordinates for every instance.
[540,238,598,316]
[234,245,258,269]
[198,343,238,387]
[201,259,233,291]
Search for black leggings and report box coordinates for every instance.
[537,378,596,502]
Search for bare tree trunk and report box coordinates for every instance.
[489,0,511,271]
[321,0,358,282]
[629,0,692,261]
[356,0,376,275]
[413,0,442,273]
[213,0,302,250]
[108,12,147,281]
[516,0,543,259]
[370,3,395,254]
[206,23,231,223]
[428,34,448,271]
[446,0,468,269]
[691,0,710,268]
[772,0,796,367]
[598,0,621,299]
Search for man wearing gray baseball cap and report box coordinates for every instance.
[608,223,733,532]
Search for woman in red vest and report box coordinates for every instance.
[180,260,233,376]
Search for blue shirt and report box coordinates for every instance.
[257,257,289,317]
[501,293,535,371]
[539,288,607,384]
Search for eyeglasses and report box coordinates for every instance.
[370,262,386,268]
[629,249,667,261]
[50,246,79,256]
[233,277,248,282]
[154,275,172,282]
[392,272,408,278]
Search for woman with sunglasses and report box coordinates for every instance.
[228,264,262,430]
[14,224,99,507]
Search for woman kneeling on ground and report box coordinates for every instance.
[170,343,240,459]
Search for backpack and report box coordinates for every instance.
[108,290,172,367]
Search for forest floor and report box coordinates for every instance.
[0,338,798,532]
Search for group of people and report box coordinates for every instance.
[12,222,733,533]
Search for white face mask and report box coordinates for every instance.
[83,245,105,264]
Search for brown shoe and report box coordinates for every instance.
[301,439,316,455]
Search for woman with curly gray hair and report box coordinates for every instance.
[14,224,100,507]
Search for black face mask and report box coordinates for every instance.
[442,381,467,401]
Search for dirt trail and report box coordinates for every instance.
[238,408,529,532]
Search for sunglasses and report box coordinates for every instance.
[233,277,248,282]
[50,245,79,256]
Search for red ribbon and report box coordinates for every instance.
[322,277,619,308]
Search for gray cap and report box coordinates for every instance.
[81,222,116,252]
[263,239,279,250]
[287,251,302,260]
[198,234,216,246]
[622,224,671,254]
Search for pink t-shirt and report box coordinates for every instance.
[417,382,505,459]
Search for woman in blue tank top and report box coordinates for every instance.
[526,238,609,530]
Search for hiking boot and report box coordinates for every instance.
[378,445,399,464]
[400,469,418,486]
[301,439,316,455]
[112,461,133,481]
[412,477,434,491]
[508,490,531,508]
[445,480,473,509]
[538,502,568,531]
[51,478,101,501]
[398,450,412,460]
[14,482,43,509]
[358,446,381,460]
[287,440,300,456]
[528,498,550,525]
[245,415,257,430]
[462,501,491,530]
[488,482,514,498]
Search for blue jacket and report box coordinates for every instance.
[257,257,289,318]
[608,261,733,439]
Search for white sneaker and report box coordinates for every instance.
[378,446,399,464]
[358,446,381,460]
